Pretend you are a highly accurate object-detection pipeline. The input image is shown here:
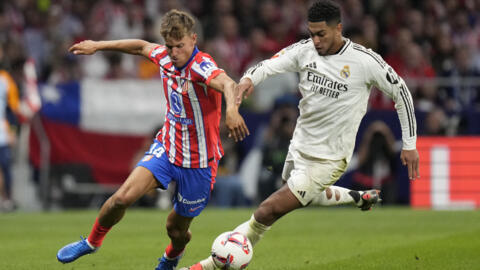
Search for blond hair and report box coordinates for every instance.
[160,9,195,40]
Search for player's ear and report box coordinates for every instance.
[191,33,197,44]
[336,23,343,34]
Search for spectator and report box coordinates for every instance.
[0,66,20,211]
[441,45,480,113]
[210,15,249,79]
[210,120,248,207]
[415,81,441,113]
[431,30,455,74]
[257,94,298,201]
[423,107,448,136]
[351,121,398,204]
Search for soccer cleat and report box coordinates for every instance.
[359,190,381,211]
[57,236,97,263]
[155,252,184,270]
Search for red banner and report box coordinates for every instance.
[411,137,480,209]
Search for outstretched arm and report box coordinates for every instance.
[238,42,300,102]
[208,73,250,142]
[69,39,157,60]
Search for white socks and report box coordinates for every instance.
[200,215,271,270]
[233,214,271,247]
[309,186,359,206]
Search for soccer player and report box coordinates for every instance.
[182,1,419,269]
[56,9,249,270]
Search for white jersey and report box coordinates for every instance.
[243,38,416,162]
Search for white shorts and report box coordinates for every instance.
[282,148,348,206]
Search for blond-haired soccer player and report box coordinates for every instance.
[183,1,419,269]
[56,9,249,270]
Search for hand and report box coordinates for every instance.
[226,108,250,142]
[69,40,98,55]
[400,149,420,180]
[235,78,254,105]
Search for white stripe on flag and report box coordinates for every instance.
[80,79,166,135]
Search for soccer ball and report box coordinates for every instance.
[211,231,253,269]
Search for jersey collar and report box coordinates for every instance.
[175,46,199,71]
[335,38,350,55]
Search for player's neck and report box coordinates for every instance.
[331,39,346,55]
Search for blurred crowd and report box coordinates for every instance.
[1,0,480,208]
[1,0,480,115]
[1,0,480,134]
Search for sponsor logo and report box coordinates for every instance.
[198,57,216,77]
[307,72,348,91]
[305,62,317,69]
[306,71,349,99]
[170,91,182,114]
[189,205,203,212]
[177,193,207,205]
[199,61,214,73]
[297,190,306,198]
[386,67,400,84]
[340,65,350,79]
[167,112,193,125]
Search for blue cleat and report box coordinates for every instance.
[155,252,184,270]
[57,236,97,263]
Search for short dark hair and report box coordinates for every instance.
[308,0,341,25]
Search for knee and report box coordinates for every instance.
[166,223,190,242]
[110,193,134,209]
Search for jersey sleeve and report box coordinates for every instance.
[190,55,224,85]
[241,41,300,85]
[363,49,417,150]
[148,45,168,66]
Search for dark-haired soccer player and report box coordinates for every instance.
[56,9,249,270]
[183,1,419,269]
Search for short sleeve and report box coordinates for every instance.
[148,45,168,66]
[190,55,224,85]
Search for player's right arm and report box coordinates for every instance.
[69,39,158,60]
[236,41,301,103]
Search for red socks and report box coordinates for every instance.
[87,219,112,247]
[165,243,184,259]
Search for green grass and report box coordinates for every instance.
[0,207,479,269]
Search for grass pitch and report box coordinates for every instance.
[0,207,479,270]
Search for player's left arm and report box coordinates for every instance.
[208,72,250,142]
[365,50,419,180]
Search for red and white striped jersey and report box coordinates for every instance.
[149,45,224,168]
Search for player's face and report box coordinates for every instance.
[165,33,197,68]
[308,21,342,56]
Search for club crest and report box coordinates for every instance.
[340,65,350,78]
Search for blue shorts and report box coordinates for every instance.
[136,140,215,217]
